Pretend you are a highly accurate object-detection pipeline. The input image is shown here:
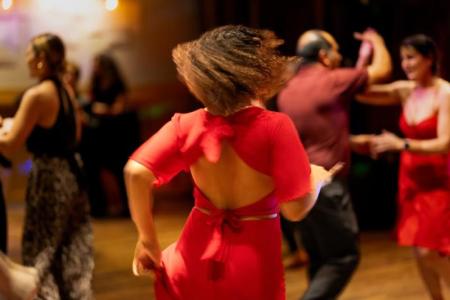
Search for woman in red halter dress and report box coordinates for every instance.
[124,25,337,300]
[356,34,450,299]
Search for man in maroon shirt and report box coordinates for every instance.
[278,30,391,299]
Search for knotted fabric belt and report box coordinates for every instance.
[194,206,278,280]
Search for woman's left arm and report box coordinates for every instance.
[372,90,450,154]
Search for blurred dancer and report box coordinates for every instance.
[278,29,391,299]
[64,61,89,107]
[0,33,93,299]
[125,25,339,299]
[82,54,139,217]
[356,34,450,300]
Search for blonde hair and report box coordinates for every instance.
[31,33,66,76]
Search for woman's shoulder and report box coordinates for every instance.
[438,78,450,94]
[436,79,450,105]
[172,108,204,123]
[24,80,57,100]
[390,80,414,100]
[20,83,46,105]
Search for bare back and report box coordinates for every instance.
[1,80,67,153]
[34,80,81,141]
[191,141,274,209]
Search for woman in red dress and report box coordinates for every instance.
[124,25,338,299]
[356,34,450,299]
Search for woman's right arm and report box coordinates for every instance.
[124,160,162,275]
[356,80,410,106]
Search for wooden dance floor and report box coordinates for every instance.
[6,195,449,300]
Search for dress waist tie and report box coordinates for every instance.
[194,206,278,281]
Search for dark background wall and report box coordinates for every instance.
[194,0,450,229]
[197,0,450,79]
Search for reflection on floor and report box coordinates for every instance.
[6,197,449,300]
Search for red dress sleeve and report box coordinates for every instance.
[130,115,185,187]
[272,114,311,202]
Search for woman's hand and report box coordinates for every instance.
[132,236,162,278]
[280,163,344,221]
[354,28,383,45]
[311,162,344,192]
[0,118,14,136]
[350,134,374,155]
[91,102,110,116]
[370,130,404,155]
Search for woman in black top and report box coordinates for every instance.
[81,53,139,217]
[0,33,93,299]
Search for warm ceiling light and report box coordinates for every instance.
[2,0,13,10]
[105,0,118,11]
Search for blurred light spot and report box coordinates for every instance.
[140,103,171,120]
[2,0,13,10]
[352,161,370,177]
[32,0,102,14]
[18,159,32,175]
[105,0,118,11]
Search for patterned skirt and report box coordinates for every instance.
[22,155,94,300]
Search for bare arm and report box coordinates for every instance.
[124,160,162,275]
[356,81,409,106]
[280,163,342,221]
[413,89,450,153]
[349,134,374,155]
[354,30,392,84]
[125,160,157,240]
[0,89,42,155]
[372,88,450,154]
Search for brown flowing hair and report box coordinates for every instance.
[31,33,66,77]
[173,25,296,115]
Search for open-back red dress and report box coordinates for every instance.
[130,106,311,299]
[397,113,450,255]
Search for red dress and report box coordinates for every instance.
[397,113,450,255]
[131,107,311,299]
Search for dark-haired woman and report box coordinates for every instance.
[0,33,93,299]
[125,25,339,299]
[82,53,139,217]
[356,34,450,299]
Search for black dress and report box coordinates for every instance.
[80,83,139,216]
[22,78,93,299]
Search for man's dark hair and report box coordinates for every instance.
[296,31,332,64]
